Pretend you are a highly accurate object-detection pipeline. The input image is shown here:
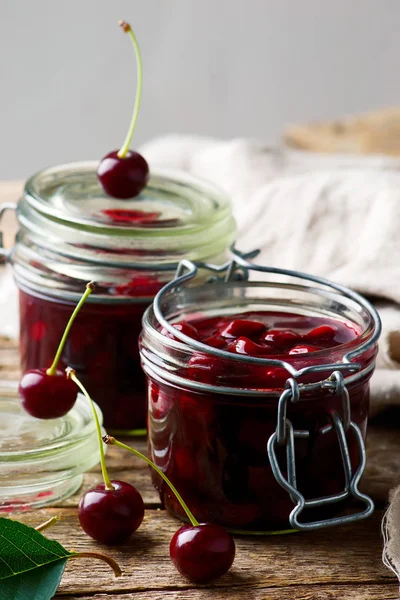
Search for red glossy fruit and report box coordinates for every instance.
[229,336,273,356]
[288,344,320,355]
[170,523,235,583]
[188,354,225,385]
[305,324,338,341]
[161,322,200,341]
[203,334,227,349]
[220,319,266,339]
[264,329,301,348]
[97,150,149,199]
[19,369,77,419]
[78,480,144,545]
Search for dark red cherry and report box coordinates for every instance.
[264,329,301,348]
[305,324,338,342]
[170,523,235,583]
[228,336,273,356]
[161,321,200,342]
[203,334,227,349]
[187,354,226,385]
[19,369,77,419]
[220,319,266,339]
[78,480,144,545]
[97,150,149,199]
[288,344,320,355]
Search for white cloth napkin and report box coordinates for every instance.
[139,135,400,413]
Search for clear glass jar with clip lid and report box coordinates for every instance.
[0,162,235,432]
[140,253,381,533]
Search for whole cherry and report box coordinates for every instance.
[78,480,144,545]
[104,436,236,582]
[97,21,149,199]
[67,369,144,545]
[170,523,235,584]
[19,282,95,419]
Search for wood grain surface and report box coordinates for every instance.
[1,182,399,599]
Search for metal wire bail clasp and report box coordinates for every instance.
[0,203,17,264]
[267,373,374,531]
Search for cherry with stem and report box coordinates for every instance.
[19,282,95,419]
[97,20,149,199]
[67,369,144,545]
[104,436,236,583]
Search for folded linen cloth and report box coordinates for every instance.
[139,135,400,413]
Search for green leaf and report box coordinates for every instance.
[0,518,74,580]
[0,559,66,600]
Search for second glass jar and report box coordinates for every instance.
[10,162,236,431]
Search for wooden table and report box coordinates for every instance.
[1,182,399,599]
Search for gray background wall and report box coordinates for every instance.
[1,0,399,179]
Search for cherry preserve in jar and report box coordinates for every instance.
[0,162,235,432]
[140,255,381,532]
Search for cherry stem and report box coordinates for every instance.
[35,516,59,532]
[66,368,114,492]
[46,282,95,377]
[68,551,122,577]
[104,435,200,527]
[117,20,143,159]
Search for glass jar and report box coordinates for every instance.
[1,162,235,432]
[140,258,380,533]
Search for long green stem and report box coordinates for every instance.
[46,282,95,376]
[117,21,143,159]
[66,369,113,491]
[104,435,199,527]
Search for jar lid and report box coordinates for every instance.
[0,391,101,512]
[17,162,236,267]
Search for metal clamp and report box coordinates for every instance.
[267,378,374,530]
[0,203,17,264]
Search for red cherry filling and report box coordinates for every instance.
[97,150,149,199]
[228,336,273,356]
[161,322,200,341]
[112,275,163,297]
[19,369,77,419]
[102,208,159,223]
[305,324,338,342]
[78,480,144,545]
[263,329,301,348]
[188,354,226,385]
[30,321,47,342]
[169,523,235,583]
[220,318,266,339]
[288,344,321,355]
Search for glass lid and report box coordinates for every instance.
[23,162,233,235]
[0,391,102,512]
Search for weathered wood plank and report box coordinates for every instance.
[55,584,400,600]
[14,509,393,596]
